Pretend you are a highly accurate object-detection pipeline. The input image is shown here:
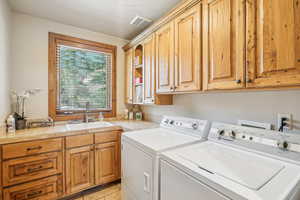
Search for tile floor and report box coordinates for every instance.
[74,184,121,200]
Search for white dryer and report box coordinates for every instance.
[160,122,300,200]
[121,116,210,200]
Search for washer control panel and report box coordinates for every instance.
[209,122,300,153]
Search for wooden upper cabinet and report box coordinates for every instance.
[174,3,202,92]
[246,0,300,88]
[203,0,245,90]
[156,22,175,93]
[143,34,156,103]
[125,49,134,103]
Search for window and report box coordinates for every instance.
[49,33,116,121]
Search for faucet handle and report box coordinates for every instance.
[85,102,90,110]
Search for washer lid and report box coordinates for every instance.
[176,142,285,190]
[122,128,201,152]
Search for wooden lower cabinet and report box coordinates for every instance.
[2,152,63,187]
[3,175,63,200]
[95,142,119,185]
[66,145,95,194]
[1,131,122,199]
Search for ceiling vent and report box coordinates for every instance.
[130,15,152,26]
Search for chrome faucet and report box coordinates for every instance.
[83,102,90,123]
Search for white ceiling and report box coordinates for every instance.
[9,0,182,40]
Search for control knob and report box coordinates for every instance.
[163,119,169,124]
[217,129,225,139]
[229,130,236,139]
[192,122,198,130]
[277,140,289,150]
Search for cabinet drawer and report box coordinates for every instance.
[2,138,63,160]
[66,134,94,149]
[95,131,119,144]
[3,175,63,200]
[3,152,63,187]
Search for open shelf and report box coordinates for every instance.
[133,44,144,104]
[135,64,143,69]
[135,83,143,86]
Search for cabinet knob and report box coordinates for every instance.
[247,79,252,83]
[236,80,242,84]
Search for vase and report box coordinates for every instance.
[16,119,27,130]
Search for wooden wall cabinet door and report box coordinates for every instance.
[174,3,202,92]
[203,0,245,90]
[156,22,175,93]
[143,34,156,103]
[125,49,134,104]
[66,146,94,194]
[246,0,300,88]
[95,142,119,185]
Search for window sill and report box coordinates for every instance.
[51,111,116,122]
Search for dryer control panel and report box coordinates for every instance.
[160,116,210,138]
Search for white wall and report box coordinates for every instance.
[11,13,128,119]
[0,0,11,123]
[142,90,300,133]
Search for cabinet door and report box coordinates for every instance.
[125,49,134,103]
[203,0,245,90]
[143,34,156,103]
[174,3,202,92]
[95,142,119,185]
[246,0,300,88]
[156,22,175,93]
[66,146,94,194]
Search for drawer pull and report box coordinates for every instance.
[26,146,42,151]
[27,190,43,197]
[27,165,43,172]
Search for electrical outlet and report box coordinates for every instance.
[277,113,293,132]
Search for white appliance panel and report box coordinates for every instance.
[122,128,199,152]
[160,160,229,200]
[122,140,153,200]
[175,142,285,190]
[121,116,209,200]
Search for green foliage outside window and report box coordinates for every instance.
[58,46,111,111]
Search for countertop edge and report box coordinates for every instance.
[0,120,159,145]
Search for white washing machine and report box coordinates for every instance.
[121,116,210,200]
[160,122,300,200]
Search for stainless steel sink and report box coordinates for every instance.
[65,121,113,131]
